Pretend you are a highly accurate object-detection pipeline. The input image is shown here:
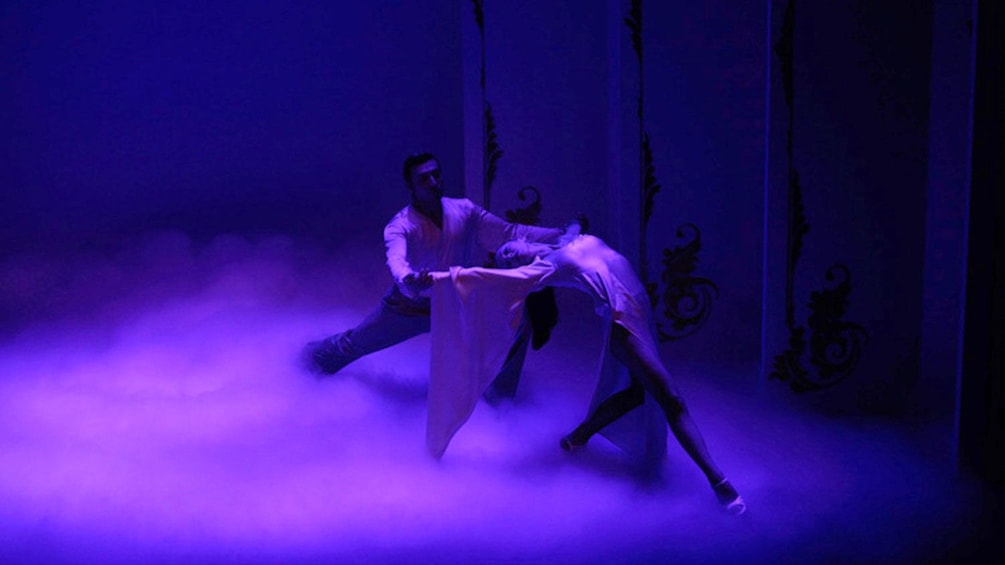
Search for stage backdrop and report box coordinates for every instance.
[460,1,766,367]
[1,1,464,255]
[764,0,971,425]
[2,1,977,427]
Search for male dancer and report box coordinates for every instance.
[303,152,572,382]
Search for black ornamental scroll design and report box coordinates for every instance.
[768,0,869,392]
[654,224,720,341]
[504,186,543,226]
[626,0,718,342]
[471,0,503,212]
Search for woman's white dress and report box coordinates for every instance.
[428,235,667,465]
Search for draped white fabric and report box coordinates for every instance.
[427,243,667,466]
[427,260,554,458]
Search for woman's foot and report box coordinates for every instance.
[713,479,747,515]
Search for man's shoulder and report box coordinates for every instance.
[442,197,490,219]
[385,205,417,230]
[442,196,478,208]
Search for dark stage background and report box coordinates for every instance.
[1,0,1001,562]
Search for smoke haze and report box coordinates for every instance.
[0,233,992,563]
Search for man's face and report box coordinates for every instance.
[408,159,443,200]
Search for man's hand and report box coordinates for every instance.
[402,269,433,296]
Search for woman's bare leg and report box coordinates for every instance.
[560,379,645,450]
[608,325,745,513]
[557,323,744,513]
[608,324,726,485]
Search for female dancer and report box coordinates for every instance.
[492,233,746,515]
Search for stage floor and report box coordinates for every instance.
[0,239,996,563]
